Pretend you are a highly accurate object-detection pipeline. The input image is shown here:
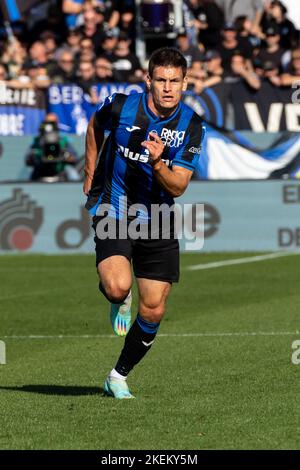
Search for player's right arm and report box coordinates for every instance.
[83,114,104,195]
[83,94,116,195]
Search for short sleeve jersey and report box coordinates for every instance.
[86,92,206,220]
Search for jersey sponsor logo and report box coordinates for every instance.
[188,146,201,154]
[126,125,141,132]
[118,144,171,166]
[148,128,185,148]
[160,128,185,148]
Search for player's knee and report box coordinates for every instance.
[104,281,130,304]
[139,301,165,323]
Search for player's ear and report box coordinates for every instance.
[182,75,188,92]
[145,74,152,90]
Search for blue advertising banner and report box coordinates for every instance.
[48,83,145,134]
[0,84,46,136]
[47,82,227,134]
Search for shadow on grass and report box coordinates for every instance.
[0,384,103,396]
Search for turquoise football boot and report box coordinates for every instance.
[103,376,135,399]
[110,290,132,337]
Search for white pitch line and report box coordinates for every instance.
[2,331,300,340]
[185,251,299,271]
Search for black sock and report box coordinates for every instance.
[114,314,160,377]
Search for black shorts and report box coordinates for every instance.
[92,216,179,283]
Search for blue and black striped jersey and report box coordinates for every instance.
[86,92,205,220]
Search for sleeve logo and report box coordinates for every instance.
[188,146,201,154]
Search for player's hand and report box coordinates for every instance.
[141,132,165,167]
[83,175,93,195]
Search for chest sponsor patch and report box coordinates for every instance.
[160,128,185,148]
[118,144,171,166]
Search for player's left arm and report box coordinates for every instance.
[142,125,205,197]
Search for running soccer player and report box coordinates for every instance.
[84,47,205,399]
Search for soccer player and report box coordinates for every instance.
[83,47,205,399]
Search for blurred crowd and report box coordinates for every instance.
[0,0,141,100]
[0,0,299,97]
[182,0,300,93]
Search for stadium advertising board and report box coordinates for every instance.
[1,181,300,253]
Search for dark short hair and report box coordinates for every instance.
[270,0,287,15]
[148,47,187,78]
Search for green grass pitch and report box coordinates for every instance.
[0,252,300,450]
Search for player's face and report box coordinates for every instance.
[147,66,187,112]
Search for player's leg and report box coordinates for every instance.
[104,279,171,399]
[97,254,133,337]
[136,278,171,322]
[92,212,134,336]
[113,278,171,372]
[104,237,179,398]
[97,255,132,304]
